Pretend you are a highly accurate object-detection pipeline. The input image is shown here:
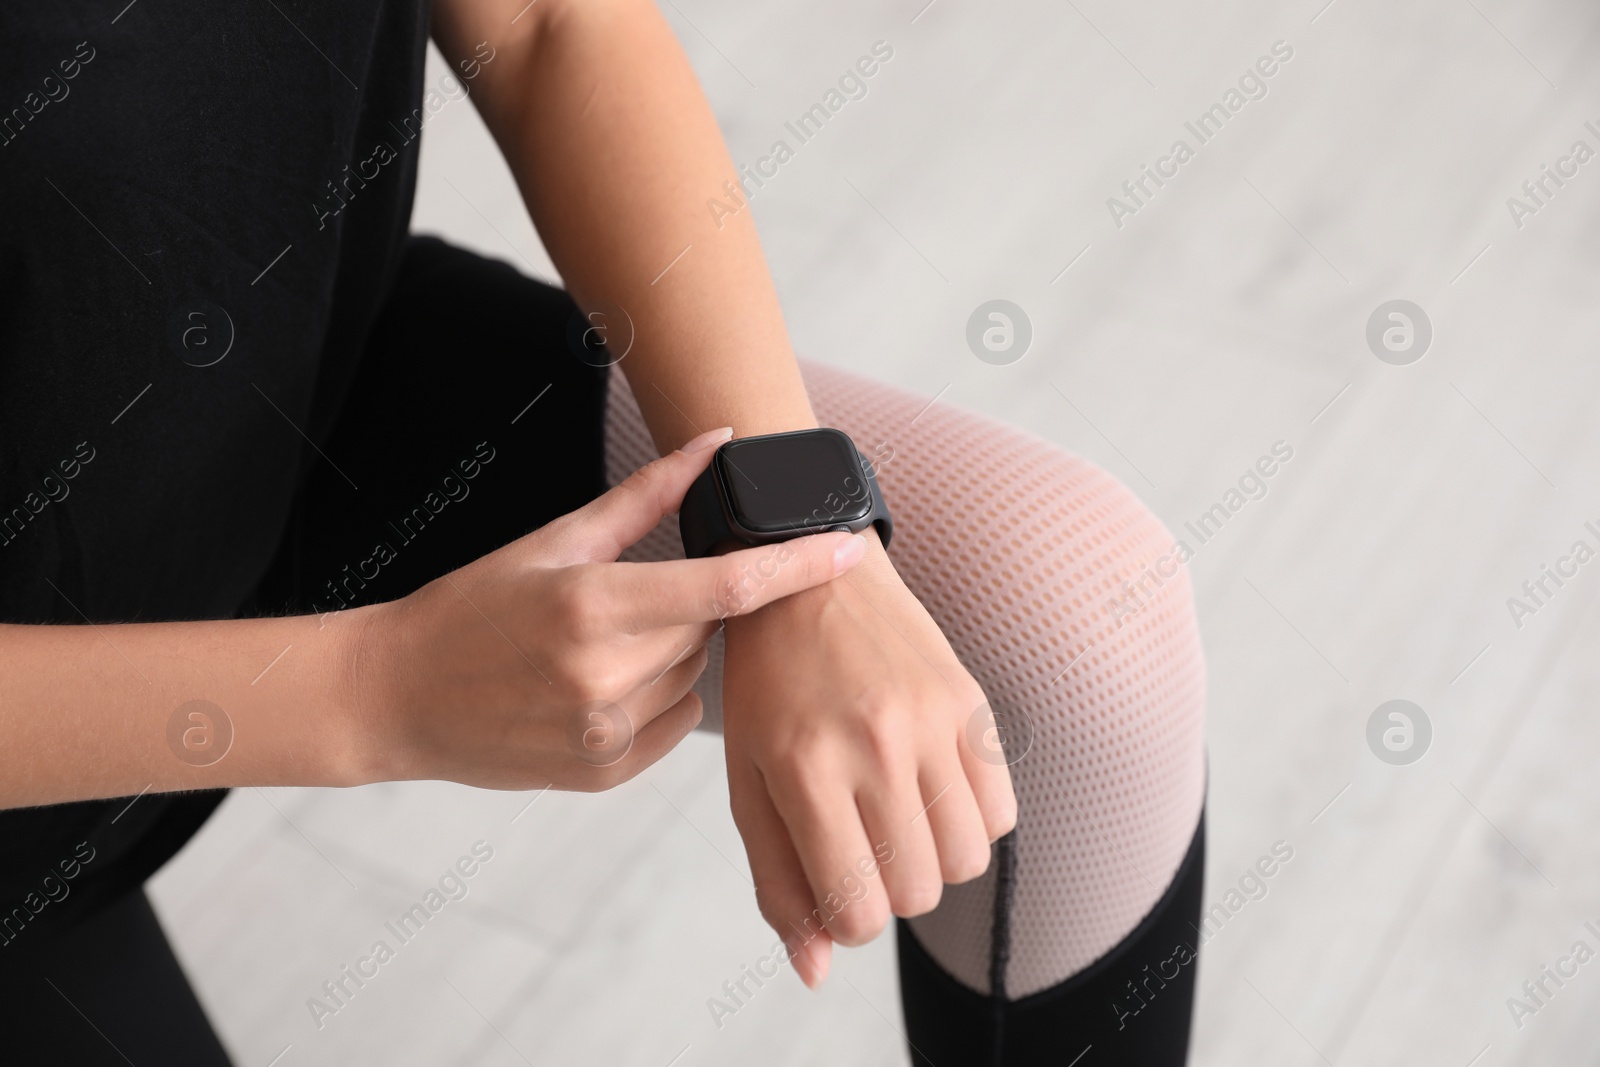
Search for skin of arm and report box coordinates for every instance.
[432,0,1017,986]
[431,0,812,448]
[0,613,370,808]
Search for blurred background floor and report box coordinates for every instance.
[151,0,1600,1063]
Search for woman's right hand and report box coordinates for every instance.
[344,426,868,792]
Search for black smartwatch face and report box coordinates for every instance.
[716,429,873,534]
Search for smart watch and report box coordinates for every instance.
[679,428,893,558]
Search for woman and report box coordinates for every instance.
[0,1,1206,1063]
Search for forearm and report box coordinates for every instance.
[0,611,371,811]
[435,0,817,453]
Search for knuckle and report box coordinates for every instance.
[946,845,991,885]
[553,635,629,700]
[827,899,887,946]
[751,877,801,929]
[623,458,675,509]
[550,567,606,637]
[799,538,831,586]
[992,793,1017,831]
[569,657,627,702]
[714,558,763,617]
[990,803,1019,841]
[707,569,742,619]
[619,461,658,495]
[770,726,833,780]
[894,880,943,918]
[713,539,806,617]
[849,705,903,769]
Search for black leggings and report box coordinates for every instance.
[0,238,1202,1065]
[0,890,233,1066]
[901,818,1204,1065]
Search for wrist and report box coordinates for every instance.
[834,521,895,584]
[321,603,398,788]
[722,525,896,637]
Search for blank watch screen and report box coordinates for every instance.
[717,429,873,534]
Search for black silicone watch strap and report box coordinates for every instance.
[678,460,736,560]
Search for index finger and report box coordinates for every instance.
[622,530,868,627]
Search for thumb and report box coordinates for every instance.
[539,426,733,565]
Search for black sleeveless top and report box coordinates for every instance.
[0,0,429,933]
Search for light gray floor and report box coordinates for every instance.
[151,1,1600,1063]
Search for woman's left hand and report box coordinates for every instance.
[720,535,1018,988]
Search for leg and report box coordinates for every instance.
[249,234,609,616]
[0,890,235,1065]
[606,361,1207,1064]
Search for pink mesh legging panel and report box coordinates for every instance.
[604,362,1206,999]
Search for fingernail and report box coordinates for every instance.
[809,938,833,987]
[788,938,820,989]
[679,426,734,454]
[832,533,867,575]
